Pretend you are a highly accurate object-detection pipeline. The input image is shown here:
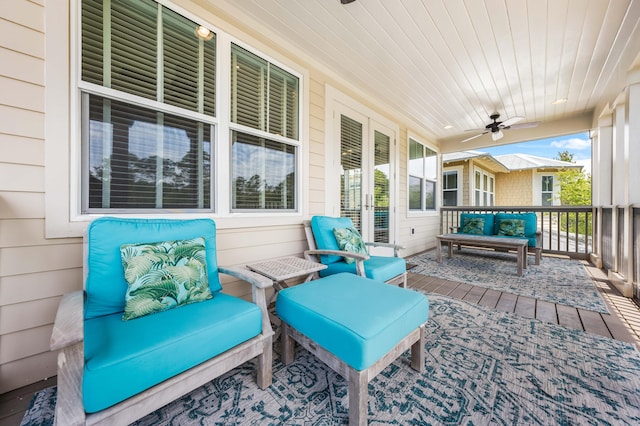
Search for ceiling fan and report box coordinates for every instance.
[461,113,539,142]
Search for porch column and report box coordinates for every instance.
[624,68,640,298]
[591,113,612,267]
[627,68,640,205]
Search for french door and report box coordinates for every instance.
[333,103,396,251]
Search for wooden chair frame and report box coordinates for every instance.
[303,220,407,287]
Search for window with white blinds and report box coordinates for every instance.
[408,137,437,211]
[230,44,300,211]
[79,0,301,213]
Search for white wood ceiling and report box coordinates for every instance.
[206,0,640,145]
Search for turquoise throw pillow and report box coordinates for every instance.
[333,227,368,264]
[120,237,213,321]
[460,217,485,235]
[497,219,526,237]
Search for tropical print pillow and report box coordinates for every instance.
[460,217,484,235]
[333,227,368,264]
[497,219,526,237]
[120,237,213,321]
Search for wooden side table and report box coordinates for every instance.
[246,256,327,304]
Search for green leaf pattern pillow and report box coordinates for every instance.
[120,237,213,321]
[460,217,485,235]
[497,219,526,237]
[333,227,368,264]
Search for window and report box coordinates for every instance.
[408,138,437,211]
[541,175,554,206]
[442,170,459,206]
[230,45,299,211]
[79,0,300,214]
[474,169,494,206]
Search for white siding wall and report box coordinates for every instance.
[0,0,439,394]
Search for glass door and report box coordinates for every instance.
[336,105,395,249]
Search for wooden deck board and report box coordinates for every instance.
[514,296,536,318]
[556,305,584,331]
[535,300,558,324]
[477,288,502,309]
[578,309,613,338]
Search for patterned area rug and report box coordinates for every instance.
[22,294,640,425]
[409,248,609,313]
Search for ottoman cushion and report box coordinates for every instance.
[276,273,429,370]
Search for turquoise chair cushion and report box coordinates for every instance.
[494,212,538,247]
[458,213,495,236]
[310,216,356,264]
[82,293,261,412]
[85,217,222,320]
[318,255,406,283]
[276,273,429,371]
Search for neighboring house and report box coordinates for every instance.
[443,151,583,207]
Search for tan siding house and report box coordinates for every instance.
[443,151,582,207]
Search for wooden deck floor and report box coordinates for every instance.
[3,259,640,426]
[407,260,640,348]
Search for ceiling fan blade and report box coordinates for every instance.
[508,121,540,130]
[463,128,486,132]
[460,132,486,143]
[500,116,524,127]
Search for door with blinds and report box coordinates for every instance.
[335,105,395,251]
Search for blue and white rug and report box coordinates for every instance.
[409,248,609,313]
[22,294,640,425]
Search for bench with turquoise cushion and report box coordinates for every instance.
[276,272,429,425]
[305,216,407,286]
[50,217,274,425]
[455,212,542,264]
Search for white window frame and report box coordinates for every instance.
[442,166,463,207]
[407,134,439,216]
[472,166,495,207]
[45,0,309,238]
[534,172,558,206]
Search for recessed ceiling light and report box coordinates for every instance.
[443,124,453,129]
[195,25,213,41]
[552,98,567,105]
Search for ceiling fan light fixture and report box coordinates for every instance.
[491,129,504,141]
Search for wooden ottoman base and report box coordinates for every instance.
[280,321,426,426]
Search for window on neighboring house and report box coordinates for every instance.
[442,170,459,206]
[408,138,437,211]
[474,169,495,206]
[541,175,554,205]
[79,0,300,213]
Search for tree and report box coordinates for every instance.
[554,151,591,206]
[554,151,592,234]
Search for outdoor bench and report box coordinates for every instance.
[449,212,542,264]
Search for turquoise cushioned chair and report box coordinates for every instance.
[50,217,274,426]
[303,216,407,287]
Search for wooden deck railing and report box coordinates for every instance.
[440,206,593,260]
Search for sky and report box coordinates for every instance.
[480,132,592,176]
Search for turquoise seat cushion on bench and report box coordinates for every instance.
[82,293,262,413]
[494,212,538,247]
[318,255,406,283]
[276,273,429,371]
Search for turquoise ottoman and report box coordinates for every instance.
[276,272,429,425]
